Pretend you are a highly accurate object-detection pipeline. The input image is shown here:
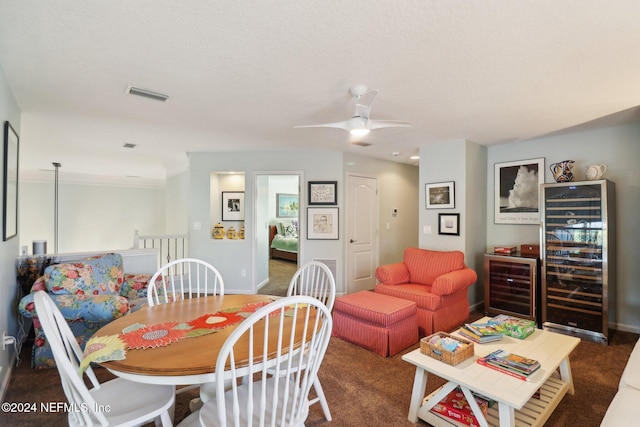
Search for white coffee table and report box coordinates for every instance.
[402,319,580,427]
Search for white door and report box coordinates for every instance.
[346,174,379,293]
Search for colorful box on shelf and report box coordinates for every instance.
[493,246,517,255]
[430,387,490,427]
[489,314,536,339]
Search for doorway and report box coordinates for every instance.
[345,173,379,293]
[253,173,301,296]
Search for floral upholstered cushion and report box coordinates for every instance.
[20,292,129,322]
[120,273,152,300]
[44,253,124,296]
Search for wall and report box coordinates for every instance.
[189,151,420,295]
[19,179,166,254]
[0,62,21,399]
[165,170,189,234]
[486,124,640,332]
[418,139,488,306]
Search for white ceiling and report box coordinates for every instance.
[1,1,640,182]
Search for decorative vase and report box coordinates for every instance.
[238,225,245,240]
[212,223,225,239]
[585,164,607,180]
[226,226,237,240]
[550,160,575,182]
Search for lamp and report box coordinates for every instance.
[52,162,61,254]
[348,117,370,137]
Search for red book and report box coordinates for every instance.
[477,355,531,381]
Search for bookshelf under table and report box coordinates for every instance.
[402,318,580,427]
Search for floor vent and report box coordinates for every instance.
[313,258,338,282]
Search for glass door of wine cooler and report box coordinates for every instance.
[540,180,615,344]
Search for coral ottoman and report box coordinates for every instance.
[332,290,418,357]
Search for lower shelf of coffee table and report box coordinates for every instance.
[417,374,569,427]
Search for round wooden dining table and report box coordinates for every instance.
[93,294,292,392]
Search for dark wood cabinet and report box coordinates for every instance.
[540,180,615,344]
[484,254,539,325]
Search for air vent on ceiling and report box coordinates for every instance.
[352,141,372,147]
[125,85,169,102]
[123,143,137,149]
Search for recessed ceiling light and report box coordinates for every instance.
[410,155,420,160]
[125,85,169,102]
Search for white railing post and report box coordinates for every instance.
[133,231,189,267]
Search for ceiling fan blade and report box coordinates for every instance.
[294,120,351,131]
[369,120,412,130]
[354,90,378,119]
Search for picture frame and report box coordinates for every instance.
[276,193,299,218]
[438,213,460,236]
[307,207,338,240]
[308,181,337,205]
[221,191,245,221]
[494,158,544,225]
[3,121,19,241]
[425,181,455,209]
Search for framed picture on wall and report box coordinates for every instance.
[494,158,544,224]
[222,191,245,221]
[308,181,337,205]
[3,121,19,241]
[276,193,299,218]
[307,207,338,240]
[438,213,460,236]
[425,181,455,209]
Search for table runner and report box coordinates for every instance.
[80,299,279,373]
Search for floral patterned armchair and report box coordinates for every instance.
[18,252,152,368]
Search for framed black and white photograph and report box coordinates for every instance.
[276,193,299,218]
[307,207,338,240]
[494,158,544,225]
[425,181,455,209]
[308,181,337,205]
[222,191,245,221]
[3,121,19,241]
[438,213,460,236]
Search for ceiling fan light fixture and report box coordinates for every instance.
[350,128,370,137]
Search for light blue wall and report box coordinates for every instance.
[0,62,21,398]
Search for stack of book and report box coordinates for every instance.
[459,322,503,344]
[477,349,540,381]
[493,246,517,255]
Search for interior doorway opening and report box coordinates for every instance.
[254,173,301,296]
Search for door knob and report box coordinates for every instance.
[350,239,356,243]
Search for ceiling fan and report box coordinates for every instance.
[294,85,411,137]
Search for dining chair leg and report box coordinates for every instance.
[311,378,332,421]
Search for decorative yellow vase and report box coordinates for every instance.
[212,223,225,239]
[238,225,245,240]
[226,226,237,240]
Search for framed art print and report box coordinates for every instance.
[425,181,455,209]
[494,158,544,224]
[222,191,245,221]
[307,207,338,239]
[276,193,299,218]
[308,181,337,205]
[438,213,460,236]
[3,121,18,241]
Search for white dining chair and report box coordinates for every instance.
[147,258,225,400]
[284,260,336,421]
[180,295,333,427]
[147,258,225,307]
[33,291,175,427]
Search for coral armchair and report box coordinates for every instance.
[375,247,477,336]
[19,253,152,368]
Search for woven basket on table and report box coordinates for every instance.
[420,332,474,366]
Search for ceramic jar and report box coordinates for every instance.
[585,164,607,180]
[226,226,237,239]
[212,223,225,239]
[238,225,245,240]
[550,160,575,182]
